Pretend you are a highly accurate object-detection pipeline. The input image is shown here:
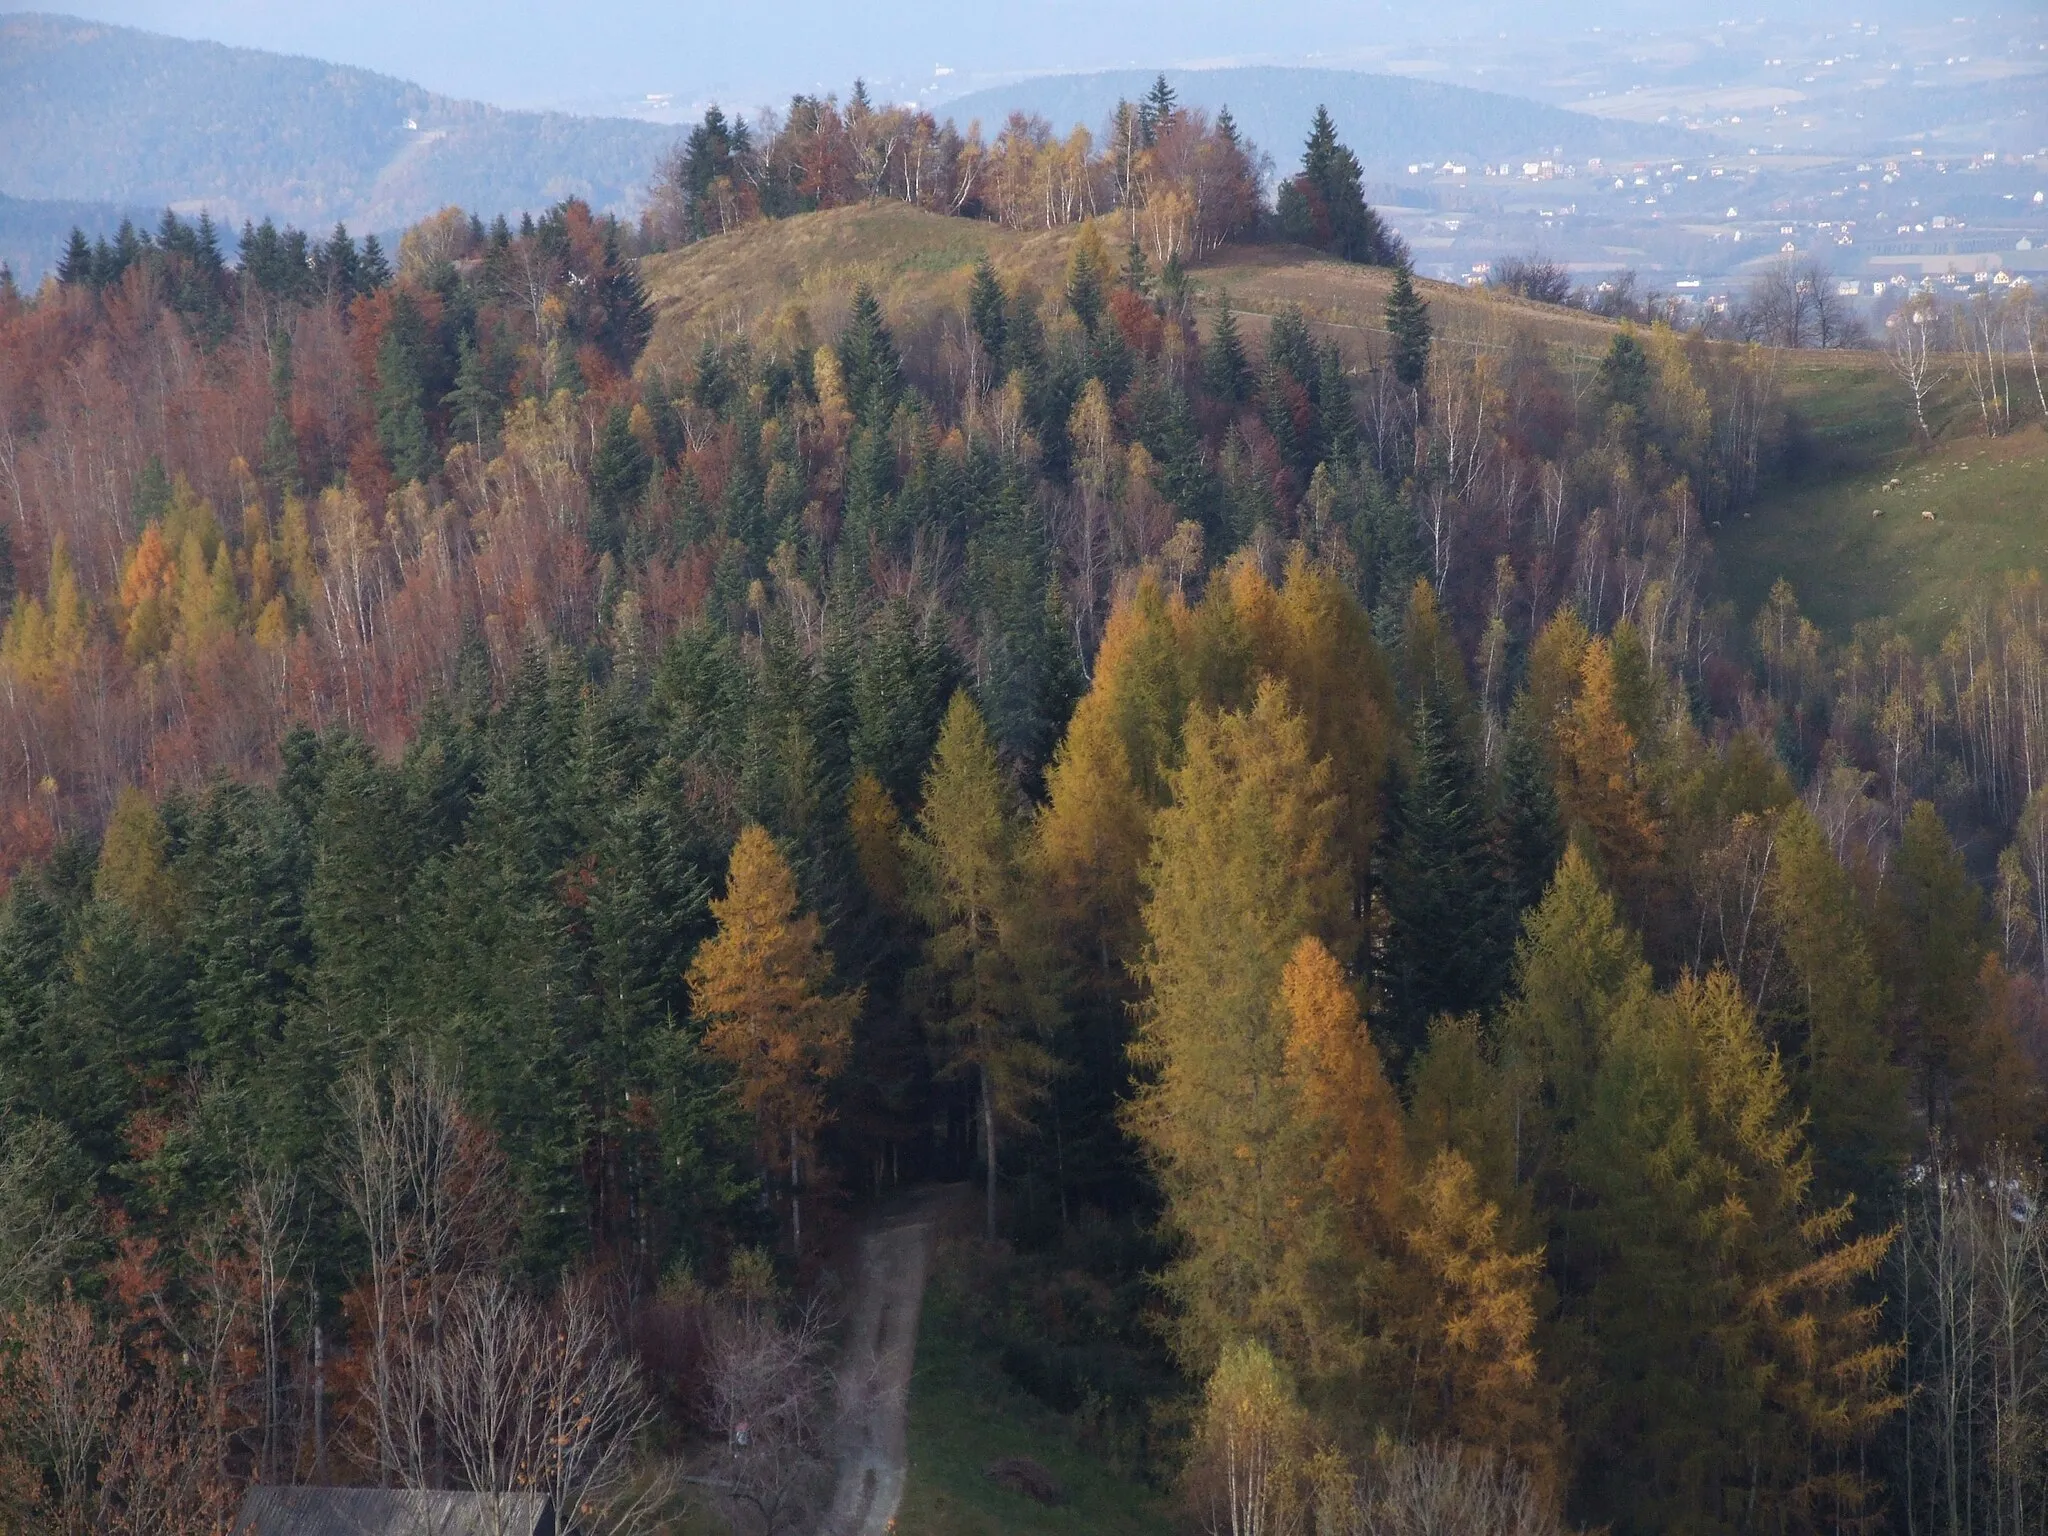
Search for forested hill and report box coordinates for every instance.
[939,66,1700,170]
[0,13,671,247]
[0,190,157,290]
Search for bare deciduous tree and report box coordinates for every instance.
[1338,1441,1558,1536]
[335,1052,512,1488]
[0,1288,233,1536]
[240,1163,304,1484]
[1899,1144,2048,1536]
[0,1115,86,1311]
[431,1276,671,1536]
[699,1288,834,1536]
[1887,297,1944,442]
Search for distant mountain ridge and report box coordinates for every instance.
[0,13,673,256]
[939,66,1702,173]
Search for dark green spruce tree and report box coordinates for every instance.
[1495,692,1566,920]
[968,256,1007,380]
[1277,107,1399,264]
[589,405,652,561]
[1386,261,1433,393]
[839,284,903,427]
[1380,693,1506,1060]
[1204,295,1253,404]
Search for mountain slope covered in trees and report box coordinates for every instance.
[0,13,671,249]
[2,90,2048,1523]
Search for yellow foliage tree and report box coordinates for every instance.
[687,824,859,1254]
[847,769,907,914]
[1186,1340,1312,1536]
[1523,608,1591,745]
[1279,935,1406,1251]
[1401,1150,1562,1493]
[1269,552,1398,889]
[906,693,1060,1239]
[1129,678,1350,1371]
[1553,637,1662,887]
[1033,574,1184,984]
[95,786,181,933]
[1,537,91,686]
[1268,935,1408,1392]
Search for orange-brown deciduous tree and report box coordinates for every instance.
[688,825,858,1255]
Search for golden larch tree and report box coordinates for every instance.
[1129,678,1350,1372]
[1553,637,1662,889]
[687,824,859,1255]
[906,692,1060,1240]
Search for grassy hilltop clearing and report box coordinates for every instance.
[645,201,2048,656]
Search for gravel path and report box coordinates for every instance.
[818,1188,956,1536]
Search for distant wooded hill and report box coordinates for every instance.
[0,191,157,288]
[939,66,1701,172]
[0,12,673,263]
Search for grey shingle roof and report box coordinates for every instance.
[231,1487,555,1536]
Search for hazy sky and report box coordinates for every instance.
[0,0,1753,115]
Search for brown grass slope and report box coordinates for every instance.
[637,203,1625,378]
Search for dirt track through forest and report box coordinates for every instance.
[818,1188,956,1536]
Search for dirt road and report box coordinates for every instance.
[818,1188,957,1536]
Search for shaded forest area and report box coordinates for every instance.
[3,96,2048,1532]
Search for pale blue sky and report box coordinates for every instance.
[0,0,1758,116]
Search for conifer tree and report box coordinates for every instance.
[317,222,360,299]
[1111,228,1144,296]
[1277,108,1398,265]
[1316,341,1357,465]
[1204,294,1253,404]
[589,404,651,560]
[1552,637,1661,889]
[847,770,907,914]
[374,296,433,485]
[1499,844,1651,1184]
[1259,356,1303,476]
[838,283,902,426]
[1381,693,1505,1058]
[905,693,1059,1238]
[1881,801,1992,1141]
[687,824,858,1254]
[94,787,181,935]
[1400,1149,1560,1490]
[57,228,92,287]
[1275,937,1409,1387]
[359,233,391,290]
[1385,262,1432,392]
[444,333,496,451]
[1064,226,1108,335]
[850,598,955,808]
[1495,692,1566,920]
[1266,551,1398,899]
[1129,679,1349,1369]
[1767,802,1910,1216]
[1570,969,1898,1530]
[1139,73,1178,146]
[967,255,1007,380]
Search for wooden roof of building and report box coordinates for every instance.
[231,1487,554,1536]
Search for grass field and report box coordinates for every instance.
[636,204,1618,380]
[1716,350,2048,644]
[893,1252,1178,1536]
[637,204,1081,376]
